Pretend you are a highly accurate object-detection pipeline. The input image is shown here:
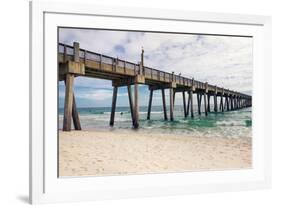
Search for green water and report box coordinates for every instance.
[59,105,252,138]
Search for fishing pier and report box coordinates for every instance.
[59,42,252,131]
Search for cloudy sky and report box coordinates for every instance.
[59,28,253,108]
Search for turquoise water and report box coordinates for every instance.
[59,105,252,138]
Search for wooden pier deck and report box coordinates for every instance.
[58,42,252,131]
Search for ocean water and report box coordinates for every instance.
[59,105,252,139]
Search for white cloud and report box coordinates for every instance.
[59,29,253,97]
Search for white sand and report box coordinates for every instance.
[59,130,251,177]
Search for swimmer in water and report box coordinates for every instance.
[120,112,123,115]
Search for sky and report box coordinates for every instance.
[59,28,253,108]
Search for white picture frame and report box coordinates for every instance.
[29,1,272,204]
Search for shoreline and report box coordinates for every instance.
[59,129,252,177]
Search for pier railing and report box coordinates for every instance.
[58,43,250,98]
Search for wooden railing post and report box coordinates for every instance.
[140,48,144,75]
[124,60,126,74]
[73,42,80,62]
[84,50,87,64]
[63,44,67,62]
[99,54,102,69]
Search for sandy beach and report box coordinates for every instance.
[59,130,252,177]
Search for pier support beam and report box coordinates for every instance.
[72,94,81,130]
[186,91,190,116]
[214,86,218,112]
[134,83,139,128]
[204,83,208,116]
[182,91,187,117]
[219,96,222,111]
[230,96,234,110]
[147,90,153,120]
[224,95,228,111]
[63,78,81,131]
[173,91,176,108]
[204,92,208,116]
[220,90,224,112]
[190,79,195,118]
[110,86,118,126]
[161,89,168,120]
[197,93,201,115]
[237,97,240,109]
[62,42,84,131]
[63,74,75,131]
[214,95,218,112]
[189,90,194,118]
[170,88,174,121]
[227,95,230,111]
[207,94,211,112]
[127,85,135,126]
[238,96,241,109]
